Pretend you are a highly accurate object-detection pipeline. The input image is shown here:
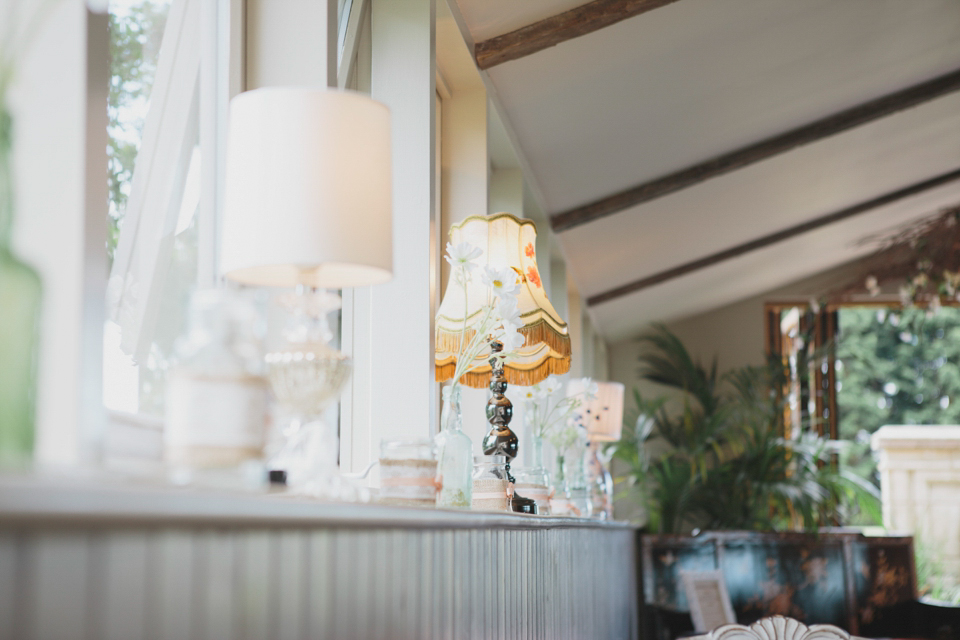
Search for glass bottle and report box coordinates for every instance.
[566,442,592,518]
[0,106,42,467]
[435,383,473,508]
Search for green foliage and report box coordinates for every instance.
[612,324,880,534]
[836,307,960,486]
[915,536,960,604]
[107,1,168,262]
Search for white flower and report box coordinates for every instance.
[499,325,525,351]
[444,242,482,272]
[497,295,522,327]
[522,386,539,401]
[543,376,562,395]
[579,378,599,400]
[481,266,519,299]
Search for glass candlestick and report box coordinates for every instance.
[265,287,350,489]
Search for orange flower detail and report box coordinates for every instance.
[524,243,535,258]
[527,266,541,288]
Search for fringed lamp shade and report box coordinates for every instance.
[435,213,571,388]
[569,380,625,442]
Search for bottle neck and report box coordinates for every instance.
[441,383,462,433]
[555,454,566,484]
[531,432,544,468]
[0,106,13,250]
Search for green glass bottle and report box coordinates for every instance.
[0,105,42,466]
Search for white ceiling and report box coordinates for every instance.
[452,0,960,340]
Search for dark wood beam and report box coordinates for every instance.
[474,0,682,70]
[586,167,960,306]
[554,69,960,233]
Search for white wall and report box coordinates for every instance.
[10,2,108,466]
[608,256,875,404]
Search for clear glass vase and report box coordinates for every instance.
[0,106,41,467]
[553,445,592,517]
[435,383,473,508]
[586,442,614,520]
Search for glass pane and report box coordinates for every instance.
[107,0,172,262]
[104,0,200,420]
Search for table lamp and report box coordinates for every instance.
[435,212,571,512]
[220,87,392,487]
[569,379,624,520]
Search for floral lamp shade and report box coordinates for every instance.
[569,380,624,442]
[435,213,571,388]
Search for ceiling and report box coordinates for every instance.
[450,0,960,341]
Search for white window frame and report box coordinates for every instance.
[102,0,242,459]
[107,0,241,363]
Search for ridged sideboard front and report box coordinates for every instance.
[0,476,639,640]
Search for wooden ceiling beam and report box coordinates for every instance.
[474,0,682,70]
[553,68,960,233]
[586,167,960,307]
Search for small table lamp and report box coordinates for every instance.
[435,212,571,512]
[569,380,624,520]
[220,87,392,486]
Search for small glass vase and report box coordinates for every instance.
[435,383,473,508]
[554,445,592,517]
[586,442,614,520]
[0,106,41,468]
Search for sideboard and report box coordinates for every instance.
[641,530,916,638]
[0,475,639,640]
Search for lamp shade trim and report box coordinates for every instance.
[436,354,571,389]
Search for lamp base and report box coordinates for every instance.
[511,493,537,514]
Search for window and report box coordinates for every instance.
[103,0,234,454]
[836,305,960,484]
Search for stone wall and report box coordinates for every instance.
[872,425,960,577]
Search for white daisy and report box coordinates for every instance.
[444,242,482,272]
[497,295,522,327]
[543,376,562,395]
[498,325,525,351]
[481,266,519,299]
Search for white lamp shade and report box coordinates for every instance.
[220,87,393,288]
[569,380,625,442]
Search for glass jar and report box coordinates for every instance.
[165,290,269,469]
[514,467,551,515]
[472,454,511,512]
[435,383,473,508]
[379,438,438,508]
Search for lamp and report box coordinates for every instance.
[435,212,571,513]
[221,87,392,487]
[569,380,624,520]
